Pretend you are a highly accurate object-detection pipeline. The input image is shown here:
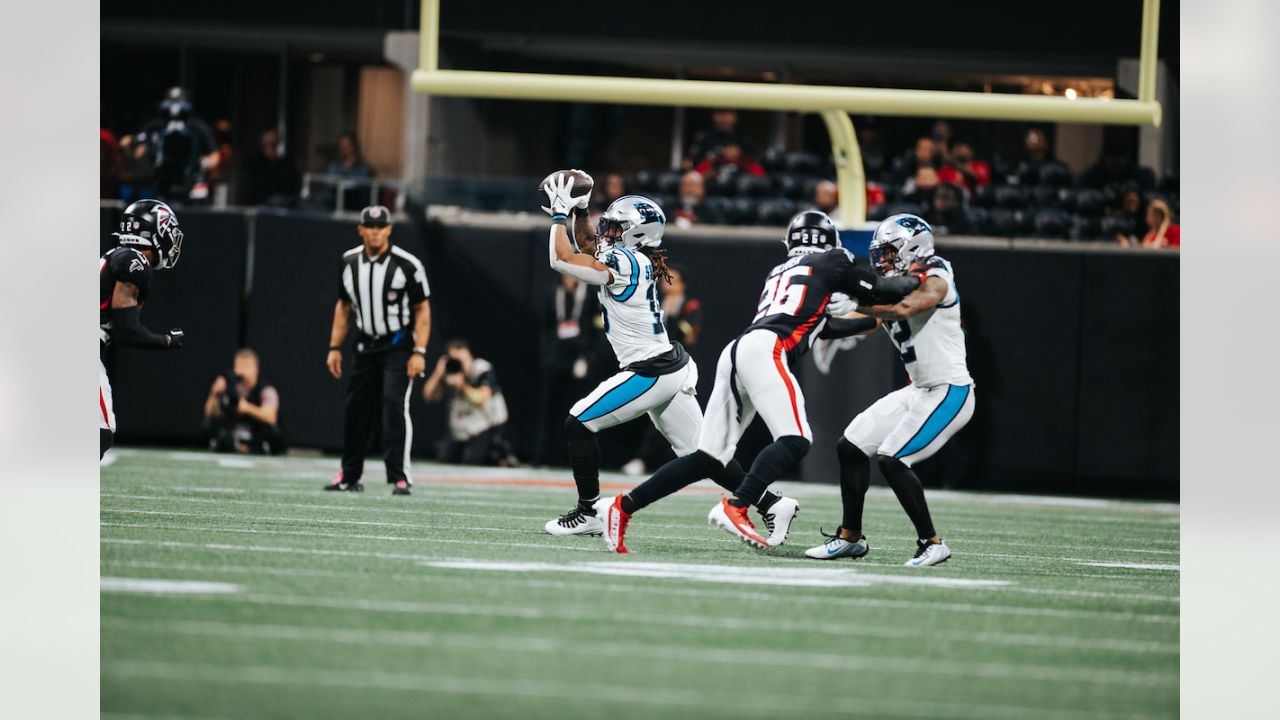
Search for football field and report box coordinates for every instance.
[101,448,1179,720]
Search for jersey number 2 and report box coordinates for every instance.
[754,266,812,321]
[891,320,917,364]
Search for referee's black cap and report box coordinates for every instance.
[359,205,392,228]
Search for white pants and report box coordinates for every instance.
[697,329,812,465]
[571,360,702,456]
[844,383,975,467]
[99,360,116,432]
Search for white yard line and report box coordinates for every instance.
[103,558,1180,630]
[1077,561,1180,571]
[102,617,1175,688]
[101,577,241,595]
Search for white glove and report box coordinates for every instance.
[571,169,593,210]
[827,292,859,317]
[541,173,576,217]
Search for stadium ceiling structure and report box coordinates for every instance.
[411,0,1162,226]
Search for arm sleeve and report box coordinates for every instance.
[838,259,920,305]
[818,315,878,339]
[110,306,170,349]
[548,225,610,285]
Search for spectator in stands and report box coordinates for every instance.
[323,131,373,211]
[672,171,725,227]
[203,348,285,455]
[591,173,627,214]
[423,339,511,465]
[115,133,154,204]
[534,274,604,466]
[903,166,940,207]
[812,180,839,215]
[1079,143,1157,192]
[327,131,373,179]
[1108,182,1148,243]
[623,263,704,476]
[1117,198,1178,249]
[694,141,766,179]
[857,120,889,182]
[1018,128,1069,184]
[136,87,219,203]
[937,140,991,194]
[687,109,756,167]
[1141,199,1180,249]
[928,183,975,236]
[930,120,953,165]
[100,129,120,199]
[895,136,937,188]
[244,128,301,207]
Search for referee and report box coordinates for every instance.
[324,205,431,495]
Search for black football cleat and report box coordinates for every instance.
[392,479,412,496]
[324,472,363,492]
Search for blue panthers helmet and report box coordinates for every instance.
[870,213,934,276]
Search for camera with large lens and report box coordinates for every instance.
[217,369,241,419]
[444,358,463,375]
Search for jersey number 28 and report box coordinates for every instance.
[754,266,812,321]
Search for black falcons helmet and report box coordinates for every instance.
[783,210,838,256]
[115,199,184,270]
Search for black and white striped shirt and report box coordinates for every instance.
[338,244,430,340]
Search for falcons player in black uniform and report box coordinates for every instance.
[100,199,186,459]
[595,211,921,552]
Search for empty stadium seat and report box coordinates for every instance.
[883,202,925,219]
[727,197,757,225]
[761,147,787,174]
[966,206,990,234]
[1038,163,1072,188]
[736,174,772,198]
[1031,185,1061,208]
[784,151,822,175]
[993,185,1030,209]
[1100,215,1137,238]
[631,171,658,194]
[1073,188,1106,217]
[756,197,797,226]
[656,170,683,197]
[987,208,1029,237]
[1032,208,1073,239]
[772,173,804,200]
[706,173,736,197]
[973,185,997,208]
[1070,215,1103,241]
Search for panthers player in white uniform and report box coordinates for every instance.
[805,214,974,567]
[539,172,793,547]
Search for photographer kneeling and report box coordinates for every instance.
[204,348,285,455]
[422,339,509,465]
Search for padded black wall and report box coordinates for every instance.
[102,208,1179,497]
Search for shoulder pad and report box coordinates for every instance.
[922,256,948,271]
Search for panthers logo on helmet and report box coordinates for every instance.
[895,216,932,236]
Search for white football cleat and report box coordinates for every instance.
[708,498,771,550]
[760,496,799,547]
[905,539,951,567]
[804,532,869,560]
[594,495,631,554]
[543,506,604,536]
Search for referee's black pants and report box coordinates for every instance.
[341,345,413,484]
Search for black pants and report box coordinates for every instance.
[437,427,502,466]
[341,346,412,483]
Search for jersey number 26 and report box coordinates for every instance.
[754,266,812,321]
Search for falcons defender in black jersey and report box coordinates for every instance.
[594,211,920,552]
[100,199,186,459]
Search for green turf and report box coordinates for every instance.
[101,448,1178,720]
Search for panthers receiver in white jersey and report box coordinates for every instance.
[539,172,793,547]
[805,214,974,567]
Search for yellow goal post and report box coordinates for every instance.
[411,0,1161,227]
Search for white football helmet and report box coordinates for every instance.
[870,213,934,276]
[597,195,666,249]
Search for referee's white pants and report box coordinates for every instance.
[99,360,116,432]
[697,329,812,466]
[844,383,975,468]
[570,360,702,456]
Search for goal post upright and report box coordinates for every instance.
[413,0,1161,226]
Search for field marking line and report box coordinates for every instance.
[100,500,1180,564]
[114,448,1179,515]
[103,659,1172,719]
[100,493,1182,554]
[102,617,1176,688]
[100,577,241,594]
[100,521,608,553]
[104,556,1182,638]
[1077,561,1180,571]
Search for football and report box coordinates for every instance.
[538,168,594,200]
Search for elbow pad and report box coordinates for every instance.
[110,306,171,350]
[548,226,610,285]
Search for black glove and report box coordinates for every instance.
[167,328,185,350]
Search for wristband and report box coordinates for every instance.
[413,347,427,356]
[329,346,342,351]
[551,214,568,224]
